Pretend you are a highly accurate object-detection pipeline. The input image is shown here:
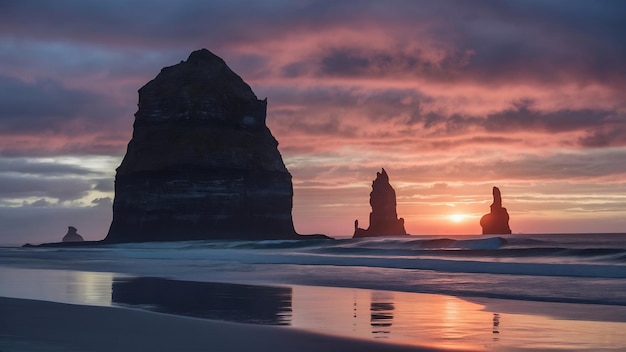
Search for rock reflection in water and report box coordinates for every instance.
[370,291,395,337]
[112,277,292,325]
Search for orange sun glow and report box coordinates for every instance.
[449,214,466,223]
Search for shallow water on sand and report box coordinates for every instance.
[1,266,625,351]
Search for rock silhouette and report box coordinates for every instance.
[105,49,309,242]
[62,226,84,242]
[480,187,512,234]
[353,169,408,238]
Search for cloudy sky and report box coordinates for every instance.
[1,0,625,244]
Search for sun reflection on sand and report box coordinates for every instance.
[0,267,116,306]
[290,285,490,350]
[2,268,626,351]
[65,271,115,306]
[289,285,626,351]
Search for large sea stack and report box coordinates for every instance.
[353,169,408,238]
[480,186,512,235]
[105,49,301,242]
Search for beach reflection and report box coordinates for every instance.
[370,291,394,337]
[290,285,490,350]
[0,267,114,306]
[111,277,292,325]
[290,285,626,351]
[2,267,626,351]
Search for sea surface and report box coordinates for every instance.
[1,233,626,350]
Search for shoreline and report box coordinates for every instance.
[0,297,447,352]
[2,234,626,351]
[1,267,625,351]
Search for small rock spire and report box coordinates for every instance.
[480,186,512,234]
[354,168,408,238]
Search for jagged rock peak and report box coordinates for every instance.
[480,186,512,235]
[376,168,389,182]
[353,168,408,238]
[186,48,225,64]
[492,186,503,208]
[137,48,262,125]
[115,48,281,176]
[370,168,394,213]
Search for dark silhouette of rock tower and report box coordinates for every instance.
[105,49,301,242]
[353,169,407,238]
[480,186,512,234]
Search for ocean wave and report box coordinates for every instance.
[4,234,626,307]
[95,243,626,279]
[10,235,623,280]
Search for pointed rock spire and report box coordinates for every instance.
[492,186,502,208]
[480,186,512,234]
[354,168,408,238]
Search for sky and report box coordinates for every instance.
[1,0,625,244]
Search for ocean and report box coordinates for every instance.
[1,233,626,350]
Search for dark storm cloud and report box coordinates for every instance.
[320,49,372,77]
[316,46,474,80]
[492,150,626,180]
[2,1,623,64]
[458,2,621,85]
[265,86,426,140]
[1,1,624,90]
[425,136,524,151]
[0,174,92,201]
[458,0,626,85]
[373,149,626,182]
[248,0,626,86]
[481,102,622,135]
[0,141,126,158]
[0,73,132,156]
[286,148,626,184]
[0,75,117,133]
[268,83,624,148]
[265,85,426,113]
[0,0,309,49]
[0,42,183,84]
[0,158,108,204]
[435,0,626,86]
[417,101,626,144]
[0,158,95,176]
[0,0,625,238]
[579,125,626,148]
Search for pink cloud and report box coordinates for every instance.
[2,1,626,239]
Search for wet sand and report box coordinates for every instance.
[0,297,451,352]
[1,267,626,351]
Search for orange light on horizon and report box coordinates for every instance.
[449,214,467,223]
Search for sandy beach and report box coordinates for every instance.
[0,297,451,352]
[2,238,626,352]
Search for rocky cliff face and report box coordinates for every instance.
[480,187,512,235]
[105,49,299,242]
[353,169,407,238]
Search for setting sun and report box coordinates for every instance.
[449,214,466,223]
